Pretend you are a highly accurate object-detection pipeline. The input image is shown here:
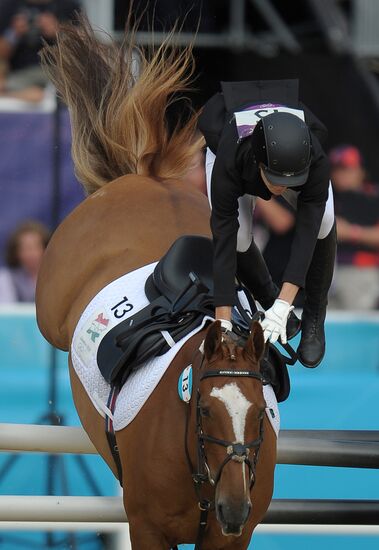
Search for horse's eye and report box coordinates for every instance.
[200,407,210,418]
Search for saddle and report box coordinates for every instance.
[97,236,215,387]
[97,235,296,401]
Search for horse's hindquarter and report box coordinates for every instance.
[35,175,211,350]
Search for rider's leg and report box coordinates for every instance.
[297,185,336,367]
[236,195,301,338]
[237,241,279,310]
[236,243,301,339]
[297,221,336,367]
[235,194,277,308]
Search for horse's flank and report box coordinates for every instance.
[35,175,211,351]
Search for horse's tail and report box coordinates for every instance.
[40,14,203,195]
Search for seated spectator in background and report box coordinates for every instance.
[330,145,379,310]
[0,220,50,303]
[0,0,80,102]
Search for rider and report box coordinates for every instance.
[198,80,336,368]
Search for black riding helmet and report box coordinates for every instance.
[250,112,311,187]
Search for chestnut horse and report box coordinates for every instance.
[35,17,276,549]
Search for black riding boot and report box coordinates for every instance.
[236,241,301,339]
[297,223,337,368]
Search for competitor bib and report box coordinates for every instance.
[234,103,305,140]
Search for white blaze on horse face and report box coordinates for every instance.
[210,383,252,443]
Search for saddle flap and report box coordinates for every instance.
[261,344,291,403]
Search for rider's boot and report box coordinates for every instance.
[236,241,301,339]
[297,223,336,368]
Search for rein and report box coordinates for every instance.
[183,352,265,550]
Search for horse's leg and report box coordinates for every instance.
[68,355,119,478]
[127,518,171,550]
[201,531,252,550]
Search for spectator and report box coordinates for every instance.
[0,0,80,102]
[330,145,379,310]
[0,220,50,303]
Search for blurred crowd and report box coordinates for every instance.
[0,0,80,102]
[2,144,378,311]
[0,221,49,303]
[0,1,378,311]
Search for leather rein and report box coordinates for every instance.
[181,351,265,550]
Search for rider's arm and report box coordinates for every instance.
[278,282,299,305]
[282,138,330,289]
[210,124,241,312]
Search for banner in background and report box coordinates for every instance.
[0,109,84,264]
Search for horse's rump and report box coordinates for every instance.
[36,175,211,351]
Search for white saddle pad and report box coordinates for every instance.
[71,263,279,436]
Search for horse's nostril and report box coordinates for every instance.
[217,503,225,524]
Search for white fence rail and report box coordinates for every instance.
[1,423,378,541]
[0,423,95,454]
[1,423,378,468]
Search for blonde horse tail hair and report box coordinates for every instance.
[40,14,203,195]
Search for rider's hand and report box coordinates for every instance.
[260,299,294,344]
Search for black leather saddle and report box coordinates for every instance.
[145,235,214,302]
[97,235,296,400]
[97,236,215,387]
[261,334,297,402]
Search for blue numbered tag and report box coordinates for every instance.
[178,365,193,403]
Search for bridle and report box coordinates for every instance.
[196,368,265,490]
[183,351,265,550]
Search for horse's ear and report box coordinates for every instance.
[244,321,265,364]
[204,321,222,361]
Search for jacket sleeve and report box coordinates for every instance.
[282,143,330,288]
[209,124,241,306]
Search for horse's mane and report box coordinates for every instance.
[40,14,203,195]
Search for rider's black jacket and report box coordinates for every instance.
[198,88,330,307]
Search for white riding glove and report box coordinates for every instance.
[260,299,294,344]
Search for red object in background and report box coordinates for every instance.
[329,145,362,168]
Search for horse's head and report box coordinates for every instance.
[197,320,266,537]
